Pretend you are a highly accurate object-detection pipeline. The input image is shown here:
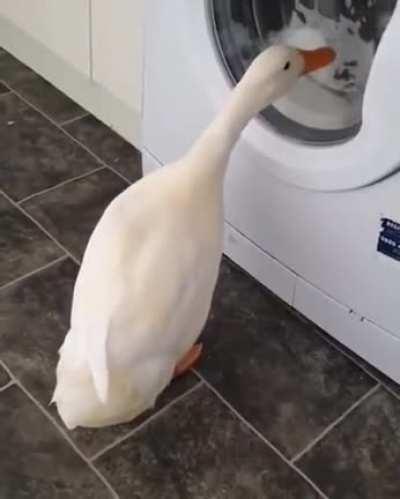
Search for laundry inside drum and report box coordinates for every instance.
[210,0,397,144]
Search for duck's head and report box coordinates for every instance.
[236,45,336,114]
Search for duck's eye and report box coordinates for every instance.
[283,61,291,71]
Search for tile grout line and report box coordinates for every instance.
[0,187,81,266]
[291,383,380,464]
[104,163,133,186]
[193,370,330,499]
[0,89,12,97]
[382,385,400,402]
[90,380,204,462]
[191,368,206,384]
[18,165,106,204]
[1,81,133,186]
[312,327,400,402]
[0,380,15,393]
[0,359,119,499]
[59,112,90,127]
[0,255,68,293]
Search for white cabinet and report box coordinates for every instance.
[0,1,90,77]
[0,0,143,147]
[91,0,144,118]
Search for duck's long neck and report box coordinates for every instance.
[184,78,270,183]
[213,80,267,144]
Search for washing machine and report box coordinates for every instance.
[142,0,400,383]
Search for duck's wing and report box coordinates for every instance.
[70,182,202,405]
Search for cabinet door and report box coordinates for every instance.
[91,0,144,115]
[0,0,90,76]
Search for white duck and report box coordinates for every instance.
[52,45,335,430]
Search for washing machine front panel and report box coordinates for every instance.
[143,1,400,336]
[222,143,400,336]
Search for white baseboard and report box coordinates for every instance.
[295,278,400,384]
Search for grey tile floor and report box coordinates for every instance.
[0,48,400,499]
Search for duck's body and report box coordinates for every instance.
[53,156,225,429]
[53,45,335,430]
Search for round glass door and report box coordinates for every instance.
[210,0,397,145]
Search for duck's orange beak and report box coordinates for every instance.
[299,47,336,75]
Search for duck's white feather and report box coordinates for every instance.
[53,162,223,429]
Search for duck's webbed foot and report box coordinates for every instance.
[173,343,203,378]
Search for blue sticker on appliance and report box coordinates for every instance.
[377,218,400,262]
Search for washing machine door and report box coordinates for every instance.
[209,0,400,191]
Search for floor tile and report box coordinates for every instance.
[0,385,111,499]
[0,366,10,388]
[0,93,100,201]
[22,168,128,259]
[96,384,319,499]
[64,114,142,182]
[0,82,9,95]
[314,326,400,399]
[0,256,199,457]
[382,378,400,399]
[0,193,63,286]
[0,258,77,404]
[0,52,85,123]
[71,373,199,458]
[199,259,376,458]
[298,387,400,499]
[17,75,86,125]
[0,51,36,87]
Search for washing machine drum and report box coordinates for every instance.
[211,0,397,145]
